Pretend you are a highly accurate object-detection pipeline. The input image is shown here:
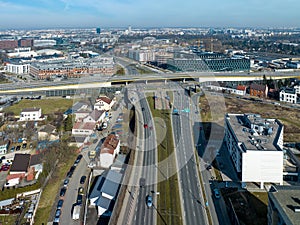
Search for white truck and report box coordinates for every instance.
[72,204,81,220]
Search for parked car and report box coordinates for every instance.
[213,188,220,199]
[22,143,27,149]
[139,178,146,187]
[146,195,153,207]
[60,187,67,197]
[80,176,86,184]
[77,194,83,205]
[63,178,69,187]
[55,209,61,218]
[57,199,64,210]
[16,146,21,151]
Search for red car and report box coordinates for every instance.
[144,124,148,129]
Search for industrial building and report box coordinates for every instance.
[268,185,300,225]
[224,113,284,189]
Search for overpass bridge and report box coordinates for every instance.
[0,71,299,95]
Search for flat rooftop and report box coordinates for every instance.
[269,185,300,225]
[226,113,281,151]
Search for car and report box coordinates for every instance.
[144,124,148,129]
[16,146,21,151]
[206,165,212,170]
[22,143,27,149]
[146,195,153,207]
[55,209,61,217]
[57,199,64,209]
[139,178,146,187]
[78,187,84,195]
[93,139,98,144]
[10,146,15,152]
[60,187,67,197]
[77,194,83,205]
[67,171,73,178]
[213,188,220,199]
[63,178,69,187]
[80,176,86,184]
[1,156,5,160]
[53,216,60,223]
[141,107,145,111]
[77,154,83,160]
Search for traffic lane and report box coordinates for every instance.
[59,158,88,225]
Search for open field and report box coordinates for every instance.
[4,98,73,115]
[0,215,19,225]
[147,95,183,225]
[200,94,300,142]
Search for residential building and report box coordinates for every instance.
[0,140,10,155]
[9,154,31,175]
[128,49,155,63]
[0,40,18,50]
[268,185,300,225]
[224,113,284,189]
[19,108,42,122]
[72,122,95,136]
[89,170,122,216]
[74,109,92,121]
[206,82,247,95]
[250,83,269,98]
[38,124,59,141]
[69,135,89,148]
[82,110,105,124]
[280,88,298,104]
[94,96,115,111]
[100,134,120,169]
[29,57,115,79]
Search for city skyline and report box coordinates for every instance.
[0,0,300,29]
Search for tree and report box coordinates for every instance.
[64,115,74,131]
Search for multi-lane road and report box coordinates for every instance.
[172,89,209,225]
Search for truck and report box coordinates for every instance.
[72,204,81,220]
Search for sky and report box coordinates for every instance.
[0,0,300,29]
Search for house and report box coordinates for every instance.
[236,85,247,95]
[89,170,122,216]
[0,140,10,155]
[19,108,43,121]
[250,83,268,98]
[69,135,90,148]
[100,134,120,169]
[9,154,31,175]
[74,109,92,121]
[94,96,115,111]
[82,110,105,124]
[72,122,95,136]
[38,124,59,141]
[279,87,298,104]
[29,154,43,180]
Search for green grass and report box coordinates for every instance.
[0,182,41,201]
[147,95,183,225]
[34,152,77,224]
[0,215,19,225]
[4,98,73,115]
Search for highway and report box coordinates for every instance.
[0,70,299,94]
[172,89,208,225]
[132,93,157,225]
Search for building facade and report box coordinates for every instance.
[19,108,42,122]
[6,63,29,74]
[224,113,284,188]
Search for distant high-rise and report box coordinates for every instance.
[128,25,132,33]
[96,27,101,34]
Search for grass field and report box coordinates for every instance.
[147,95,183,225]
[4,98,73,115]
[200,94,300,142]
[34,152,77,224]
[0,215,19,225]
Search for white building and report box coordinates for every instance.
[94,96,115,111]
[224,113,284,189]
[128,49,155,63]
[19,108,42,121]
[279,88,297,104]
[6,63,29,74]
[72,122,95,136]
[82,110,105,124]
[100,134,120,169]
[0,141,9,155]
